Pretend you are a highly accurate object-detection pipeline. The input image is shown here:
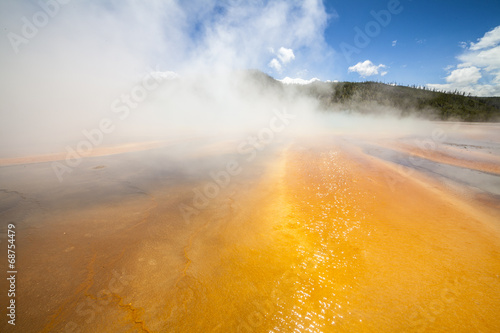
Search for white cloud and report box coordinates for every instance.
[277,47,295,64]
[348,60,387,77]
[459,45,500,71]
[170,0,329,74]
[268,46,295,73]
[469,26,500,51]
[445,66,482,85]
[392,40,397,47]
[279,77,320,85]
[443,65,454,72]
[427,25,500,96]
[268,58,282,72]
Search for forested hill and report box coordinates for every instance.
[302,81,500,122]
[248,70,500,122]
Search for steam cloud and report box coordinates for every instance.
[0,0,427,159]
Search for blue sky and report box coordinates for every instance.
[162,0,500,95]
[319,0,500,90]
[2,0,499,156]
[1,0,500,96]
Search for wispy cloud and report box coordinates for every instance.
[443,65,454,72]
[269,58,283,72]
[427,25,500,96]
[469,26,500,51]
[392,40,397,47]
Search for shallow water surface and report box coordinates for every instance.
[1,126,500,332]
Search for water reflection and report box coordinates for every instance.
[1,129,500,332]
